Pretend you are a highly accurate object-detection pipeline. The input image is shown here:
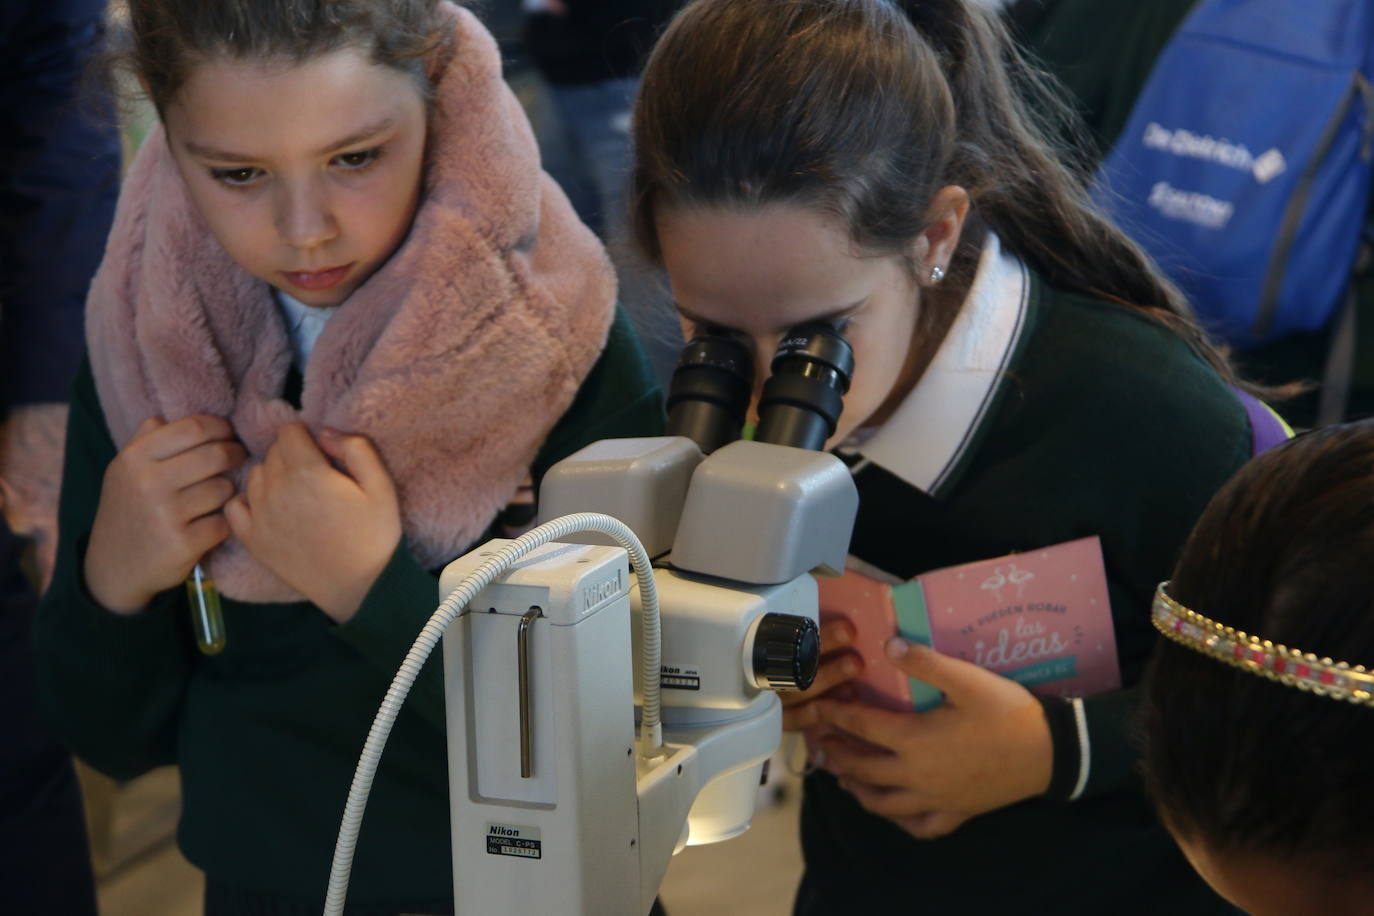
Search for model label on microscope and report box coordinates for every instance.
[486,822,542,859]
[661,663,701,690]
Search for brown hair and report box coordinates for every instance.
[1143,421,1374,872]
[119,0,445,113]
[631,0,1242,385]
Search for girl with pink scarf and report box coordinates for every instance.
[33,2,661,912]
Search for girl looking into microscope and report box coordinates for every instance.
[632,0,1266,912]
[32,1,661,913]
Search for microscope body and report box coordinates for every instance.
[440,435,857,915]
[440,541,642,914]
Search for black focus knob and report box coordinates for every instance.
[752,613,820,691]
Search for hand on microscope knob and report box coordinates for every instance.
[225,423,401,623]
[781,619,863,732]
[805,637,1053,840]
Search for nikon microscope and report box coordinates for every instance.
[324,323,859,916]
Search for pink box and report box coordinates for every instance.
[817,537,1120,711]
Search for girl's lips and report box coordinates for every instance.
[282,264,351,291]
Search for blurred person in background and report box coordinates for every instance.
[521,0,681,238]
[521,1,687,389]
[0,0,122,911]
[1007,0,1374,427]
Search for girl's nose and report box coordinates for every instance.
[746,334,777,426]
[275,182,339,250]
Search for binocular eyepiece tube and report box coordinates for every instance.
[753,322,855,452]
[665,321,855,454]
[664,331,756,455]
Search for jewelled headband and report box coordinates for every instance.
[1152,582,1374,706]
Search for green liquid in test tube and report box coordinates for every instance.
[188,562,226,655]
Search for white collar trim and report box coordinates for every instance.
[845,232,1031,496]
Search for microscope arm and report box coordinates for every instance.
[636,699,782,915]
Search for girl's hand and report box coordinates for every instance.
[86,415,247,613]
[801,637,1053,840]
[224,423,400,624]
[780,618,863,731]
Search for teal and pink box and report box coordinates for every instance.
[818,537,1121,710]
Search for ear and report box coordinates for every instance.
[911,186,970,285]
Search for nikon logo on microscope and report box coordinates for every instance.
[582,571,624,610]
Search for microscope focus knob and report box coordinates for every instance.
[752,613,821,691]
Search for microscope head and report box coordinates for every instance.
[539,320,858,583]
[669,438,855,583]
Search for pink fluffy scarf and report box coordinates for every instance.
[85,3,616,602]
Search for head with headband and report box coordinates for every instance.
[1143,421,1374,915]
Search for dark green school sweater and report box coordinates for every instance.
[797,263,1249,915]
[32,309,663,913]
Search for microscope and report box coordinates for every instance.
[324,324,859,916]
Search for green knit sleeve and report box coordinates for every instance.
[1028,294,1253,801]
[330,540,449,729]
[31,360,192,781]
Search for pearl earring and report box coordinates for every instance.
[929,265,945,284]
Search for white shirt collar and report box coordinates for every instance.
[841,232,1032,497]
[274,289,340,371]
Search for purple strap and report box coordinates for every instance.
[1232,387,1290,456]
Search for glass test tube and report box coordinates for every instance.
[187,562,226,655]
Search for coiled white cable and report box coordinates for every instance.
[322,513,661,916]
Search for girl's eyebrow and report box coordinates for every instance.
[182,116,398,163]
[676,298,865,330]
[313,116,397,156]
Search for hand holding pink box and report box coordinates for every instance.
[817,537,1121,712]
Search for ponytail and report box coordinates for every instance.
[893,0,1242,386]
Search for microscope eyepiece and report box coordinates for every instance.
[754,321,855,451]
[665,330,755,454]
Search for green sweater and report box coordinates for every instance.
[33,309,664,913]
[798,271,1249,914]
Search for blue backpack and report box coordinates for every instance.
[1092,0,1374,352]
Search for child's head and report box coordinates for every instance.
[632,0,1233,440]
[124,0,443,306]
[1143,422,1374,914]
